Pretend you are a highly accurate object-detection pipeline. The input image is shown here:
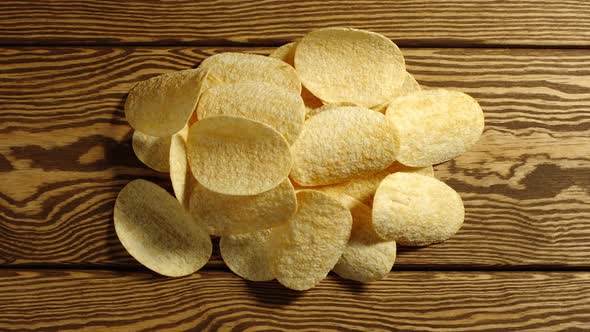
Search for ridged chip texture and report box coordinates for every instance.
[386,89,484,167]
[295,27,406,108]
[197,82,305,144]
[269,190,352,290]
[290,106,398,186]
[220,229,274,281]
[372,172,464,246]
[187,115,292,196]
[189,179,297,236]
[114,179,212,277]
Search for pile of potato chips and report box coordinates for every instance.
[115,28,484,290]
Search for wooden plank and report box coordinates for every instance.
[0,269,588,331]
[1,1,589,47]
[1,47,589,268]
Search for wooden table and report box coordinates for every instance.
[1,1,589,330]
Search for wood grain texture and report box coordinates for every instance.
[1,47,589,268]
[1,1,590,47]
[0,269,588,331]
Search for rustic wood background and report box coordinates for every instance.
[1,1,589,330]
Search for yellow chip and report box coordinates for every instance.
[199,52,301,93]
[306,101,359,117]
[197,82,305,144]
[295,27,406,108]
[372,72,422,113]
[269,190,352,290]
[372,172,464,246]
[386,89,484,167]
[133,126,189,173]
[220,229,274,281]
[125,69,207,137]
[114,179,212,277]
[189,178,296,236]
[187,115,292,195]
[315,162,434,204]
[169,134,193,208]
[330,195,396,282]
[269,42,297,65]
[290,106,398,186]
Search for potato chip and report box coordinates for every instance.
[189,178,296,236]
[372,72,421,113]
[306,101,359,117]
[187,115,292,195]
[169,134,193,208]
[290,106,398,186]
[125,69,207,137]
[197,81,305,144]
[269,42,297,65]
[114,179,212,277]
[133,125,189,173]
[330,195,396,282]
[386,89,484,167]
[269,190,352,290]
[372,172,464,246]
[315,162,434,204]
[295,27,406,108]
[199,52,301,93]
[220,229,274,281]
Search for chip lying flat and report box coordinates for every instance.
[291,106,398,186]
[220,229,274,281]
[386,89,484,167]
[187,115,292,196]
[197,82,306,144]
[372,172,464,246]
[330,195,397,282]
[114,179,212,277]
[199,52,301,94]
[189,178,297,236]
[372,72,422,113]
[169,134,193,208]
[125,69,207,137]
[295,27,406,108]
[269,190,353,290]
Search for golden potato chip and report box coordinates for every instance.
[301,87,324,114]
[169,134,193,208]
[386,89,484,167]
[133,125,189,173]
[290,106,398,186]
[187,115,292,195]
[306,101,359,117]
[189,178,296,236]
[125,69,207,137]
[269,42,297,65]
[330,195,396,282]
[372,72,421,113]
[295,27,406,108]
[372,172,464,246]
[197,81,305,144]
[315,162,434,204]
[199,52,301,93]
[114,179,212,277]
[220,229,274,281]
[269,190,352,290]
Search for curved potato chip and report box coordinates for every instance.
[386,89,484,167]
[169,134,193,208]
[315,162,433,204]
[187,115,292,196]
[269,190,352,290]
[199,52,301,93]
[306,101,359,117]
[372,72,422,113]
[133,125,189,173]
[269,42,297,65]
[295,27,406,108]
[114,179,212,277]
[197,82,305,144]
[291,106,398,186]
[189,178,296,236]
[125,69,207,137]
[220,229,274,281]
[372,172,464,246]
[330,195,396,282]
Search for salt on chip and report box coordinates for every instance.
[187,115,292,195]
[372,72,421,113]
[189,178,296,236]
[125,69,207,137]
[114,179,212,277]
[197,81,305,144]
[330,195,396,282]
[269,190,352,290]
[169,134,193,208]
[295,27,406,108]
[220,229,274,281]
[372,172,464,246]
[199,52,301,93]
[386,89,484,167]
[290,106,398,186]
[132,125,189,173]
